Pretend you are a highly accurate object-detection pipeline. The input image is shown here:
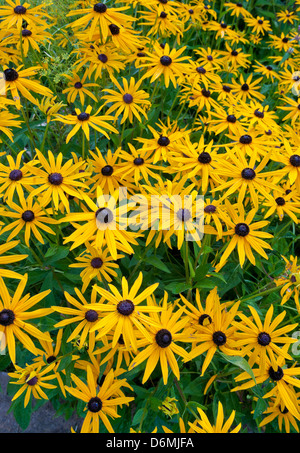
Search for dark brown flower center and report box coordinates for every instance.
[48,172,63,185]
[155,329,172,348]
[22,210,35,222]
[46,355,56,364]
[198,314,212,326]
[109,24,120,35]
[98,53,108,63]
[74,81,83,89]
[160,56,172,66]
[235,222,250,236]
[258,332,271,346]
[196,66,206,74]
[204,204,216,214]
[158,135,170,147]
[212,330,227,346]
[275,197,285,206]
[95,207,114,224]
[239,134,252,145]
[4,68,19,82]
[14,5,27,14]
[77,112,90,121]
[241,83,249,91]
[134,157,144,166]
[117,299,135,316]
[123,93,133,104]
[0,309,15,326]
[101,165,114,176]
[227,114,236,123]
[85,310,99,322]
[9,169,23,181]
[22,29,32,37]
[177,208,191,222]
[201,89,211,97]
[289,155,300,167]
[93,3,107,13]
[91,257,103,268]
[198,151,212,164]
[241,168,256,180]
[26,375,38,386]
[88,396,102,412]
[268,366,284,381]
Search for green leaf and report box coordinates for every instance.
[12,398,32,431]
[144,256,171,273]
[132,408,144,426]
[218,352,256,384]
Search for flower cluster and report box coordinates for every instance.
[0,0,300,435]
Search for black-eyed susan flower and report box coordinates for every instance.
[8,362,57,408]
[277,10,299,24]
[187,298,240,376]
[229,73,265,102]
[274,255,300,310]
[89,272,161,353]
[5,24,52,56]
[62,70,98,105]
[52,286,103,352]
[67,3,136,42]
[272,139,300,193]
[213,150,280,209]
[69,243,123,293]
[138,42,190,88]
[114,143,164,186]
[3,65,53,110]
[225,2,253,18]
[0,193,58,246]
[54,105,118,143]
[129,292,191,384]
[245,16,272,35]
[278,96,300,125]
[26,149,90,213]
[61,187,140,259]
[262,189,300,223]
[65,366,134,433]
[102,76,150,125]
[253,61,281,82]
[0,0,51,30]
[215,200,273,271]
[259,396,300,433]
[0,274,52,364]
[188,401,241,433]
[0,150,37,203]
[231,351,300,421]
[233,304,298,374]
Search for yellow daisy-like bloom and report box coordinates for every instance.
[233,304,297,374]
[89,272,161,353]
[245,16,272,35]
[60,187,140,259]
[35,96,66,124]
[114,143,164,186]
[274,255,300,310]
[0,240,27,281]
[26,149,90,213]
[215,200,273,271]
[188,401,241,433]
[52,285,103,352]
[0,192,58,246]
[272,139,300,193]
[138,41,190,88]
[229,73,265,102]
[159,397,179,417]
[3,65,53,110]
[129,292,191,384]
[8,362,57,408]
[102,76,150,125]
[54,105,118,143]
[67,3,136,42]
[5,24,52,56]
[0,274,52,364]
[62,70,98,106]
[187,298,240,376]
[206,20,240,40]
[253,61,281,82]
[69,243,123,293]
[65,366,134,433]
[231,352,300,421]
[213,150,280,209]
[219,43,251,71]
[279,96,300,125]
[277,10,299,24]
[0,150,37,203]
[139,6,183,41]
[170,136,221,194]
[262,189,300,223]
[0,0,51,30]
[259,396,300,433]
